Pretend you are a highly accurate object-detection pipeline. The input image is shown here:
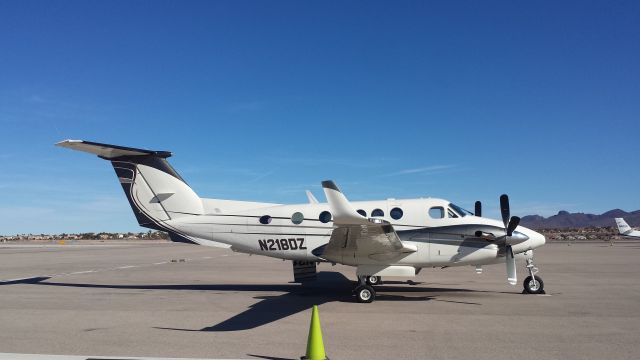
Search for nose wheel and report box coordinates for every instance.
[523,254,545,294]
[354,275,376,303]
[524,275,544,294]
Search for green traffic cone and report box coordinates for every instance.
[301,305,328,360]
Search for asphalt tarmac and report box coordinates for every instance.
[1,241,639,360]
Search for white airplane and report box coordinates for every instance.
[57,140,547,302]
[615,218,640,238]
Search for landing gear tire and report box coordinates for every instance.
[523,275,544,294]
[355,285,376,303]
[365,276,382,286]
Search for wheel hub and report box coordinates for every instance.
[360,289,371,300]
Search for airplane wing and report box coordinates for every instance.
[318,181,416,263]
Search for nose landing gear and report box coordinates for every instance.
[523,254,545,294]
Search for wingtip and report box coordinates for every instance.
[321,180,340,192]
[55,139,82,147]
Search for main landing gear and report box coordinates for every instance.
[365,275,382,286]
[523,254,545,294]
[354,275,380,303]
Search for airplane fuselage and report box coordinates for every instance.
[167,197,546,268]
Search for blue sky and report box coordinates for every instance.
[1,0,639,234]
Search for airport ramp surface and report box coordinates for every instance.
[1,241,639,359]
[0,354,226,360]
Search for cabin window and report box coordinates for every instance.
[357,209,367,217]
[291,212,304,224]
[319,211,332,223]
[371,208,384,217]
[390,207,403,220]
[259,215,272,224]
[429,206,445,219]
[449,203,472,217]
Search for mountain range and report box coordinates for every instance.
[520,209,640,229]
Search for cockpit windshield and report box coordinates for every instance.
[449,203,474,217]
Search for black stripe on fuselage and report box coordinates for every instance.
[188,222,332,230]
[110,160,199,245]
[428,239,493,248]
[111,162,163,231]
[167,232,199,245]
[111,157,186,183]
[219,232,317,237]
[166,211,446,230]
[399,224,506,237]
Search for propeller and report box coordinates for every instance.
[499,194,520,285]
[506,245,517,285]
[506,216,520,236]
[500,194,521,237]
[473,194,527,285]
[499,194,510,228]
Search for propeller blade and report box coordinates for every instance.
[499,194,510,228]
[506,245,517,285]
[506,216,521,236]
[474,201,482,217]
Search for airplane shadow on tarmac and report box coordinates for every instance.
[28,272,481,332]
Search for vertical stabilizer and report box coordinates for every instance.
[614,217,640,238]
[615,218,632,235]
[56,140,203,231]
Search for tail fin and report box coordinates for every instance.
[615,218,632,235]
[56,140,203,231]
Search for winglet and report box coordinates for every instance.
[322,180,369,225]
[306,190,319,204]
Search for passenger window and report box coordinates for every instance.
[371,209,384,217]
[259,215,272,224]
[291,212,304,224]
[357,209,367,217]
[319,211,332,223]
[429,207,444,219]
[390,207,403,220]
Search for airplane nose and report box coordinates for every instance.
[528,229,546,249]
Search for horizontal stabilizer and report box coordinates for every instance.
[56,140,172,159]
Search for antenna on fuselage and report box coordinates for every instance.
[474,201,482,217]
